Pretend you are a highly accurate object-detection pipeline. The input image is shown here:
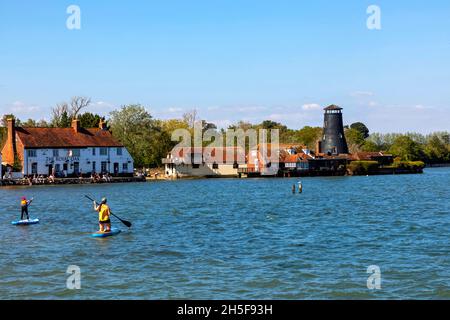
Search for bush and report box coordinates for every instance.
[348,161,379,174]
[392,160,425,170]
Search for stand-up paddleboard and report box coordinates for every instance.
[12,218,40,226]
[91,228,121,238]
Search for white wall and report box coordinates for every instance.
[165,163,239,178]
[22,147,134,176]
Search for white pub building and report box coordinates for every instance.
[1,118,134,177]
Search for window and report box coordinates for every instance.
[192,164,200,169]
[123,163,128,172]
[212,163,219,169]
[27,150,37,158]
[101,161,108,173]
[92,148,96,156]
[71,149,81,157]
[100,148,108,156]
[53,149,59,157]
[117,148,123,156]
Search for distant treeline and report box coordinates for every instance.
[1,97,449,168]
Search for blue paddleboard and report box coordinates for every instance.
[12,218,40,226]
[91,228,121,238]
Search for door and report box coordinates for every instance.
[31,163,38,175]
[74,162,80,175]
[114,163,119,175]
[48,164,53,176]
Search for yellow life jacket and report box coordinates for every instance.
[21,200,28,207]
[98,204,111,222]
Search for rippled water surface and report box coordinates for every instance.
[1,168,449,299]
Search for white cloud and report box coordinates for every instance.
[167,107,183,113]
[10,101,40,113]
[301,103,321,111]
[87,101,117,115]
[236,106,267,113]
[413,104,434,110]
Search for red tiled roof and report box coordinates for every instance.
[282,153,309,163]
[16,127,124,148]
[324,104,342,110]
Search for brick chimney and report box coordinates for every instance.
[99,119,107,130]
[72,119,81,133]
[316,140,322,155]
[2,118,17,164]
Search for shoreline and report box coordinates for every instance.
[1,166,439,187]
[0,176,146,187]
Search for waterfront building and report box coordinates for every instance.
[245,143,303,176]
[1,118,134,177]
[280,153,310,176]
[163,147,245,178]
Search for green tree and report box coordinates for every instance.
[294,126,323,149]
[361,140,381,152]
[228,121,253,131]
[36,119,50,127]
[109,104,157,168]
[162,119,190,133]
[1,114,21,127]
[22,119,37,127]
[389,135,424,161]
[424,134,450,163]
[350,122,370,139]
[79,112,103,128]
[345,128,366,153]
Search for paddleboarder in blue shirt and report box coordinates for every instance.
[20,196,33,220]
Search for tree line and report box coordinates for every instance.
[1,97,449,167]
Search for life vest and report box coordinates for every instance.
[21,200,28,207]
[98,204,111,222]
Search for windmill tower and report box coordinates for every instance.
[320,105,349,155]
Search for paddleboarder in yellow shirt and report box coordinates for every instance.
[93,197,111,233]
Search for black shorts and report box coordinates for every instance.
[99,220,111,224]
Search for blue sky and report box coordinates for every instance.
[0,0,449,133]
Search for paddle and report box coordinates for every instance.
[84,195,132,228]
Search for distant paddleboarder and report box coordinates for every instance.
[20,196,33,220]
[93,197,112,233]
[298,181,303,194]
